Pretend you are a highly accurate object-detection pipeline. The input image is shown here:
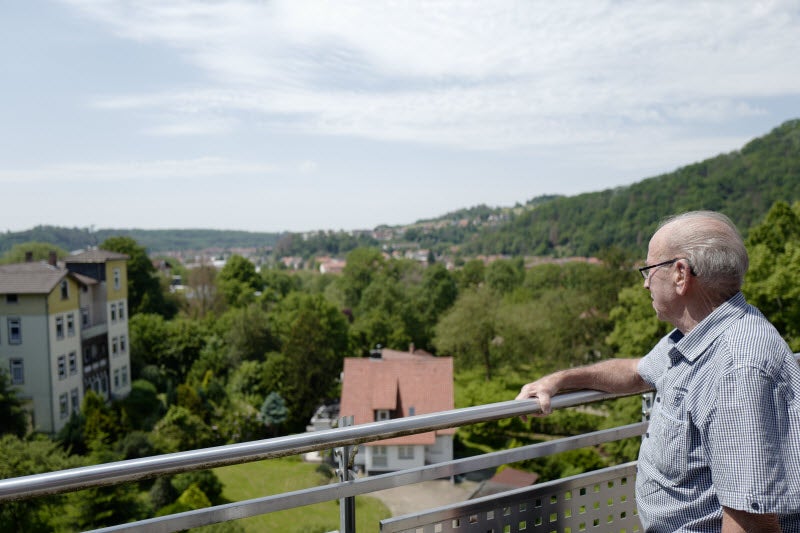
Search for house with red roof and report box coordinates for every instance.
[339,347,455,474]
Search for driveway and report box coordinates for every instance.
[369,479,480,517]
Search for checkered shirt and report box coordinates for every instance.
[636,292,800,532]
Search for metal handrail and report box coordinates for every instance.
[0,389,639,502]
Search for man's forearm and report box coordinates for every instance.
[722,506,780,532]
[550,358,648,394]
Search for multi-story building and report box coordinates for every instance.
[0,250,132,434]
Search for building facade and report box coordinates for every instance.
[339,347,455,474]
[0,250,131,434]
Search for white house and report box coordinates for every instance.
[339,347,455,474]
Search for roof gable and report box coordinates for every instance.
[0,262,68,294]
[339,352,455,445]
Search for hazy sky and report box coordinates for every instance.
[2,1,799,233]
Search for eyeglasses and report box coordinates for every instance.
[638,258,680,280]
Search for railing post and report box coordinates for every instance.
[336,415,357,533]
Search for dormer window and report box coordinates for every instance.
[375,409,391,421]
[60,280,69,300]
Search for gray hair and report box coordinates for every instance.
[658,211,748,301]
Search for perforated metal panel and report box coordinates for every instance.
[381,462,641,533]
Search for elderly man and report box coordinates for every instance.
[516,211,800,532]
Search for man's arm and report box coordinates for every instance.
[722,506,781,532]
[515,358,648,415]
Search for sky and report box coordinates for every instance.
[2,1,799,234]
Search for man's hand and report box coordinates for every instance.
[515,372,563,418]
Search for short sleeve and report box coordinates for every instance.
[707,366,788,513]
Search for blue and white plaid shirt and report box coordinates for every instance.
[636,292,800,532]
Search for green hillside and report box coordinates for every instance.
[466,119,800,256]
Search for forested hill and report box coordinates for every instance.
[463,119,800,257]
[2,119,798,258]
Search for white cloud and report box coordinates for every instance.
[63,1,800,149]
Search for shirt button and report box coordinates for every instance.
[656,397,661,402]
[751,502,760,511]
[645,432,649,438]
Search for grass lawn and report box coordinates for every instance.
[208,456,390,532]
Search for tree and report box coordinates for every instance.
[151,405,215,453]
[100,236,176,317]
[744,201,800,350]
[0,435,84,532]
[270,293,350,431]
[434,286,500,380]
[486,258,525,295]
[0,369,27,438]
[606,285,670,357]
[260,392,288,436]
[338,247,386,309]
[217,255,262,307]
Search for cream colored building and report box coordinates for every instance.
[0,250,131,434]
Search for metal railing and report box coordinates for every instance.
[0,388,647,532]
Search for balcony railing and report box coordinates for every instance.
[0,387,650,533]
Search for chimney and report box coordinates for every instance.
[369,344,383,359]
[409,343,415,354]
[25,251,33,262]
[48,251,57,266]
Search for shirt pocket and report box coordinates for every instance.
[641,410,689,483]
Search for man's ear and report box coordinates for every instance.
[674,259,692,294]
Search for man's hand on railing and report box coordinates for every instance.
[515,372,563,420]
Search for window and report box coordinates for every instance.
[120,335,127,353]
[8,318,21,344]
[375,409,391,421]
[114,268,121,290]
[372,445,388,467]
[110,303,117,322]
[70,389,80,414]
[81,308,90,328]
[56,316,64,339]
[398,446,415,460]
[114,368,120,389]
[69,351,77,375]
[6,294,18,304]
[10,359,23,384]
[59,393,69,419]
[58,355,67,380]
[111,337,118,356]
[60,279,69,300]
[122,366,128,387]
[67,313,75,337]
[118,302,125,320]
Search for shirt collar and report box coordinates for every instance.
[671,292,748,363]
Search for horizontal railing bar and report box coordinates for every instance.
[88,423,647,533]
[0,388,639,502]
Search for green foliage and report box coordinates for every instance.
[606,285,670,357]
[151,405,215,453]
[434,286,500,380]
[260,391,288,431]
[743,201,800,350]
[120,379,164,431]
[0,241,69,265]
[269,293,351,432]
[0,369,28,438]
[0,434,84,532]
[172,470,224,504]
[217,255,262,307]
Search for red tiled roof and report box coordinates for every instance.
[339,350,455,446]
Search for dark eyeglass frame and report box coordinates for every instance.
[638,258,680,280]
